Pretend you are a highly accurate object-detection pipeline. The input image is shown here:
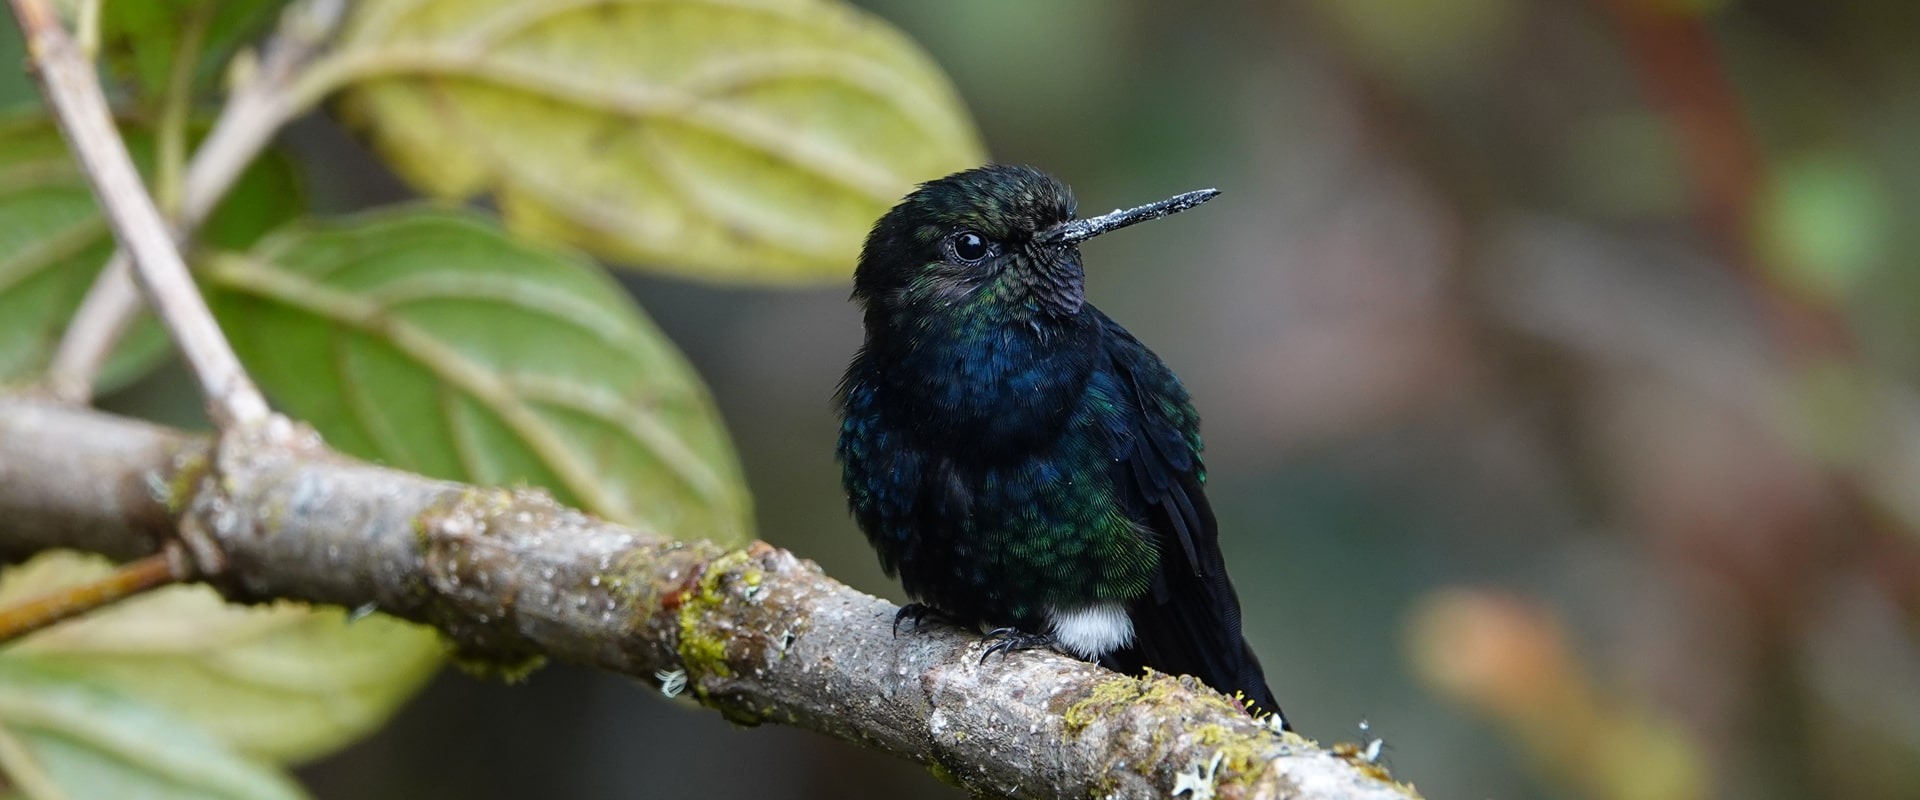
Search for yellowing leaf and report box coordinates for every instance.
[207,208,752,543]
[0,552,443,766]
[0,660,308,800]
[328,0,985,284]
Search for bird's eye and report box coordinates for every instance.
[946,230,991,264]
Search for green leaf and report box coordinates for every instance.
[0,552,443,766]
[0,660,307,800]
[0,16,34,112]
[329,0,985,284]
[206,208,753,543]
[0,117,304,392]
[99,0,287,104]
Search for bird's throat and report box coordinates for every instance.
[874,311,1098,453]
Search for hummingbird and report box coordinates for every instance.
[835,164,1285,727]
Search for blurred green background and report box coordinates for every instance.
[9,0,1920,798]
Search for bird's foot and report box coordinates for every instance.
[978,627,1056,664]
[892,603,949,636]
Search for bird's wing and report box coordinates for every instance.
[1091,311,1282,720]
[837,363,922,578]
[836,356,975,614]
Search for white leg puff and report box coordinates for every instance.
[1048,603,1135,660]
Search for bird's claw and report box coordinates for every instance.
[978,627,1055,664]
[893,603,941,636]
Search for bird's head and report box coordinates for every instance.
[853,164,1217,329]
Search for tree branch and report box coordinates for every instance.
[0,395,1418,800]
[8,0,269,427]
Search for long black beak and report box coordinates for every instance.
[1037,188,1220,246]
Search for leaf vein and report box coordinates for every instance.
[209,254,641,524]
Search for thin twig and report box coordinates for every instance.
[42,0,350,405]
[9,0,269,428]
[0,551,186,645]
